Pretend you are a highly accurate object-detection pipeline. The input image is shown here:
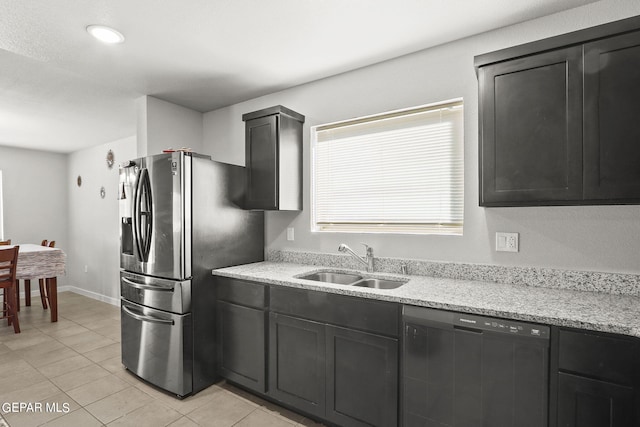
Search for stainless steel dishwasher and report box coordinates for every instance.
[402,306,550,427]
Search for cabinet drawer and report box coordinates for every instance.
[270,286,399,337]
[215,277,266,309]
[558,329,640,385]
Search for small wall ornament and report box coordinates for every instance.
[106,150,115,169]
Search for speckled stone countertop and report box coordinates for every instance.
[213,261,640,338]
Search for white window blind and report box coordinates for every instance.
[0,170,3,240]
[311,100,464,235]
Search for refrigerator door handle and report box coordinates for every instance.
[133,168,153,262]
[122,277,175,292]
[132,168,142,261]
[122,305,175,325]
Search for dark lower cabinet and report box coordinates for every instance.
[216,301,266,393]
[326,326,398,427]
[268,313,327,419]
[268,287,400,426]
[268,313,399,427]
[215,276,640,427]
[557,373,634,427]
[215,277,267,394]
[552,328,640,427]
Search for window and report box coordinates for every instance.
[311,100,464,235]
[0,170,3,240]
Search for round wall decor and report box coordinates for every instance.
[106,150,115,169]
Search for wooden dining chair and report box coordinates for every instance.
[0,245,20,333]
[0,239,16,310]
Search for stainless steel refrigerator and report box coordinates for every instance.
[118,152,264,398]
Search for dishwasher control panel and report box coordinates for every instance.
[403,305,550,340]
[455,312,550,339]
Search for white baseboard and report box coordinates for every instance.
[63,286,120,306]
[16,285,120,307]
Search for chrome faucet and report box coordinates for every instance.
[338,243,374,273]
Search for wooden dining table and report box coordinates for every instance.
[0,243,66,322]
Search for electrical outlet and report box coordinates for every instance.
[496,232,519,252]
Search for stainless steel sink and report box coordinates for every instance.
[298,271,363,285]
[351,278,406,289]
[297,270,407,289]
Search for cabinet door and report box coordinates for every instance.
[583,31,640,201]
[216,301,266,393]
[326,326,398,427]
[269,313,326,418]
[479,46,583,206]
[557,373,635,427]
[245,115,278,209]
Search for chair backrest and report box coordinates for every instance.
[0,239,11,246]
[0,246,19,287]
[40,239,48,246]
[49,241,56,248]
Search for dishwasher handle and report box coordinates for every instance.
[454,324,483,334]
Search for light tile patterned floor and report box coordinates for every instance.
[0,292,325,427]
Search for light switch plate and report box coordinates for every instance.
[496,232,519,252]
[286,227,295,241]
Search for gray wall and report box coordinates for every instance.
[66,136,136,302]
[203,0,640,274]
[0,146,68,285]
[136,96,203,156]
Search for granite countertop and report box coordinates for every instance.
[213,261,640,338]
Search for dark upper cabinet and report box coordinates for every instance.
[583,31,640,200]
[478,47,583,206]
[476,16,640,206]
[242,105,305,210]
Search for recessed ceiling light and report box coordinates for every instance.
[86,25,125,44]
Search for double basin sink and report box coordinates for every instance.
[298,270,406,289]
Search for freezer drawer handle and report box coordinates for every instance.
[122,277,174,292]
[122,305,175,325]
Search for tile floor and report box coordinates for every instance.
[0,292,325,427]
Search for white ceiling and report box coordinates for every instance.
[0,0,599,153]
